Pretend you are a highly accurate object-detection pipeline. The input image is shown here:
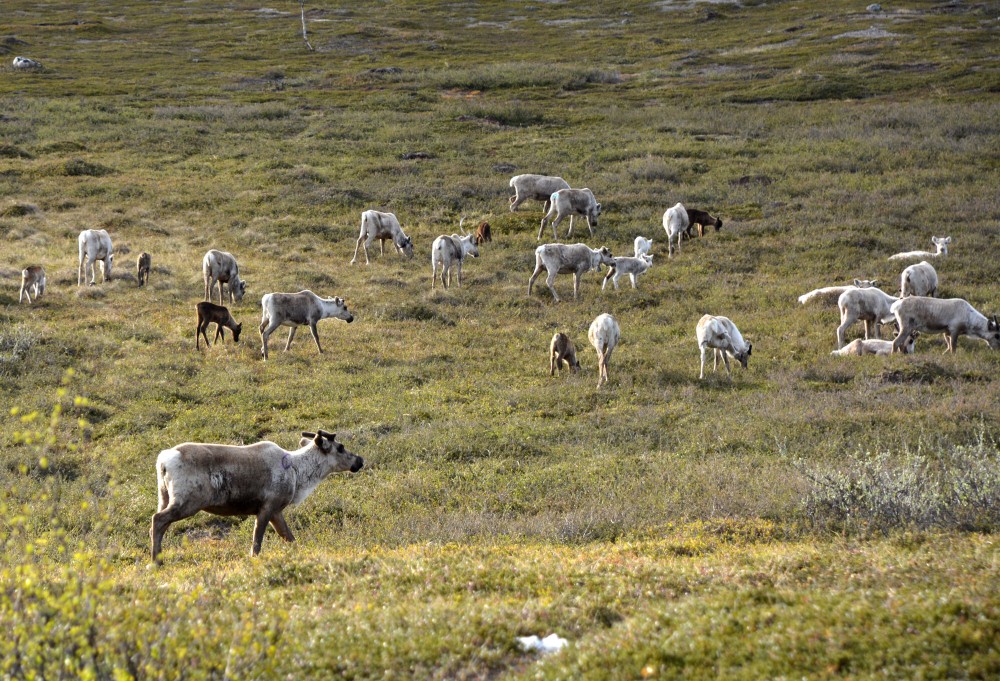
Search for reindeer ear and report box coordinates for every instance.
[747,343,752,356]
[301,431,316,439]
[853,279,862,287]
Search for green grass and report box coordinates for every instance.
[2,0,999,677]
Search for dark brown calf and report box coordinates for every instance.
[684,209,723,238]
[475,221,492,245]
[137,252,151,287]
[549,332,581,375]
[196,301,242,349]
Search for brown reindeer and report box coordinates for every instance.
[196,301,242,349]
[549,332,581,375]
[137,252,151,287]
[684,209,723,239]
[475,221,492,245]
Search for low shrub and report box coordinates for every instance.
[795,434,1000,534]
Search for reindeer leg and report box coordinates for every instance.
[546,271,561,303]
[269,512,296,542]
[284,326,297,351]
[260,320,281,360]
[309,322,323,354]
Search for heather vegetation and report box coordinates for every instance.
[1,0,999,677]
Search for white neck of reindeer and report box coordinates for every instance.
[969,309,989,333]
[289,444,330,504]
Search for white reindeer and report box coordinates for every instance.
[888,236,950,261]
[259,291,354,360]
[351,210,415,265]
[19,266,46,304]
[696,314,752,380]
[663,203,689,258]
[836,287,898,348]
[633,236,653,258]
[588,313,620,388]
[151,430,363,562]
[78,229,114,286]
[431,221,480,289]
[602,254,653,291]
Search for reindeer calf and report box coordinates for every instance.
[19,266,46,304]
[137,252,151,287]
[475,221,492,245]
[196,301,243,349]
[549,332,581,375]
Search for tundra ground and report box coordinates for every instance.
[1,0,999,677]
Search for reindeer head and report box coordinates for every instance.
[900,331,919,354]
[327,296,354,323]
[736,342,752,370]
[232,322,243,343]
[596,246,614,272]
[400,236,415,259]
[987,315,1000,349]
[301,430,364,473]
[461,234,480,258]
[932,236,951,255]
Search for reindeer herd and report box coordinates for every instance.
[15,175,1000,383]
[11,172,999,562]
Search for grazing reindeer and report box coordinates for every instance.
[137,252,151,287]
[683,209,723,239]
[696,314,752,380]
[196,302,243,349]
[19,266,46,304]
[202,249,246,305]
[890,297,1000,353]
[431,221,480,289]
[588,313,620,388]
[351,210,415,265]
[549,332,581,375]
[475,221,492,245]
[509,174,570,214]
